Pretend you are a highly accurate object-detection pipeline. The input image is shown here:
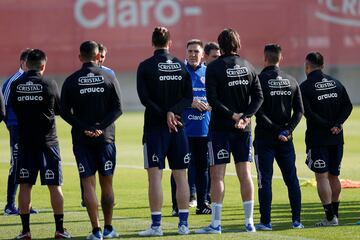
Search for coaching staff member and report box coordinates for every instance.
[10,49,70,239]
[61,41,122,239]
[300,52,352,227]
[254,44,304,231]
[196,28,263,234]
[137,26,193,236]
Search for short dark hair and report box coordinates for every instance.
[186,39,203,48]
[98,42,107,53]
[26,49,47,70]
[152,26,170,48]
[80,40,99,62]
[204,42,219,55]
[264,44,282,65]
[20,48,33,61]
[217,28,241,55]
[306,52,324,68]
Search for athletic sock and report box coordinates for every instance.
[243,200,254,225]
[151,212,161,228]
[332,202,340,218]
[20,214,30,233]
[211,202,222,228]
[54,214,64,232]
[178,209,189,227]
[92,227,101,235]
[323,203,334,221]
[104,225,113,232]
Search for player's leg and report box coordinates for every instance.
[41,145,71,239]
[168,128,190,235]
[192,137,211,214]
[276,141,302,228]
[15,146,38,239]
[233,131,255,232]
[254,138,275,230]
[328,145,343,219]
[196,131,228,234]
[73,144,102,238]
[187,139,197,207]
[170,173,178,216]
[306,147,338,226]
[97,142,119,238]
[139,128,166,236]
[5,126,19,215]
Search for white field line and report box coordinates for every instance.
[0,160,311,181]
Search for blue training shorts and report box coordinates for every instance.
[208,131,252,166]
[143,127,190,170]
[15,144,63,185]
[73,142,116,178]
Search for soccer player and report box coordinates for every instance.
[2,49,39,216]
[10,49,71,239]
[61,41,122,239]
[137,26,193,236]
[196,28,263,234]
[254,44,304,230]
[300,52,352,227]
[79,42,117,208]
[204,42,220,65]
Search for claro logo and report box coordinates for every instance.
[315,0,360,27]
[74,0,202,29]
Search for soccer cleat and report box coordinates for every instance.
[15,232,31,240]
[81,201,86,208]
[103,228,120,238]
[256,222,273,231]
[315,216,338,227]
[189,199,197,208]
[292,221,304,229]
[86,231,103,240]
[178,224,189,235]
[171,208,179,217]
[29,208,39,214]
[195,225,221,234]
[4,205,19,216]
[55,229,72,239]
[196,205,212,215]
[138,226,163,236]
[245,224,256,232]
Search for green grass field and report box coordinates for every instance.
[0,108,359,239]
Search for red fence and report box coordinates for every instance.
[1,0,360,75]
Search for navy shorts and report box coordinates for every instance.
[306,145,343,176]
[73,143,116,178]
[208,131,252,166]
[143,127,190,170]
[15,145,63,185]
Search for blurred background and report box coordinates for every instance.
[1,0,359,110]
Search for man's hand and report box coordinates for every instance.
[278,130,291,142]
[192,100,210,112]
[167,112,183,133]
[84,129,103,138]
[331,125,343,135]
[235,117,251,130]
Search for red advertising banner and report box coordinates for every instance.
[1,0,360,75]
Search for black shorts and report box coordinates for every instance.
[73,142,116,178]
[15,145,63,185]
[143,127,190,170]
[208,131,252,166]
[306,145,343,176]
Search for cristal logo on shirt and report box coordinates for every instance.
[158,60,182,72]
[226,65,248,78]
[268,76,290,88]
[315,78,336,91]
[16,81,43,93]
[78,73,105,85]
